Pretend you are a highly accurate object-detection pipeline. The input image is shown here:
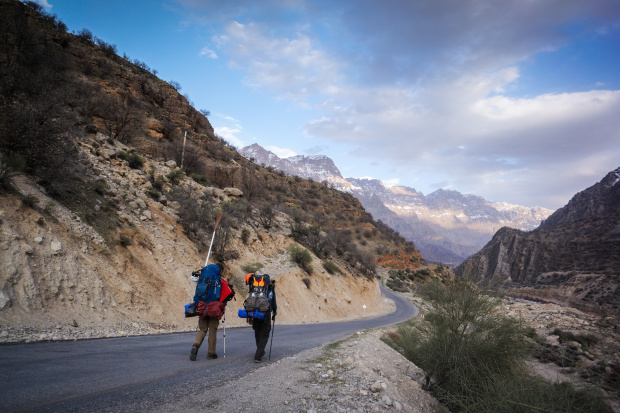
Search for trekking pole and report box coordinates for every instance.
[269,314,275,360]
[204,212,222,267]
[223,312,226,358]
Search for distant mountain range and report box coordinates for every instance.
[456,167,620,316]
[240,144,554,265]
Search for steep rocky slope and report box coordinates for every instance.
[456,167,620,316]
[0,134,395,342]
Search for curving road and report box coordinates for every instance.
[0,286,416,413]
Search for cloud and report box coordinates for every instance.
[179,0,620,208]
[382,178,400,187]
[214,126,244,148]
[266,145,297,158]
[36,0,52,9]
[199,47,218,59]
[213,20,344,102]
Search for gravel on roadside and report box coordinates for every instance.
[151,328,445,413]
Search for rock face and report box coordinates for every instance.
[456,167,620,317]
[240,144,553,265]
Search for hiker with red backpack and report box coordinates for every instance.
[189,263,235,361]
[242,273,277,363]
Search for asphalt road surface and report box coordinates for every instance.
[0,286,416,413]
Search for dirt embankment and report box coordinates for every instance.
[0,135,392,343]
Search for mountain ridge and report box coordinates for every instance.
[455,166,620,317]
[239,144,554,265]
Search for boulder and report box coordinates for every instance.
[223,187,243,198]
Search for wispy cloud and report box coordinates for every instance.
[199,47,218,59]
[214,126,244,148]
[266,145,297,158]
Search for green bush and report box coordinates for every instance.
[241,228,251,245]
[322,260,340,274]
[190,173,210,186]
[241,262,264,274]
[167,168,185,184]
[116,151,144,169]
[289,245,313,275]
[383,280,611,412]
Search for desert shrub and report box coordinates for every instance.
[116,151,144,169]
[302,277,311,289]
[241,263,264,274]
[127,154,144,169]
[241,228,251,245]
[322,260,340,274]
[190,173,210,186]
[167,169,185,184]
[289,245,313,275]
[383,281,611,412]
[170,185,215,238]
[211,199,251,261]
[21,194,39,208]
[256,203,276,229]
[95,92,138,143]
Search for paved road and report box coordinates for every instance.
[0,286,416,413]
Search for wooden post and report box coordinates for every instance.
[181,130,187,169]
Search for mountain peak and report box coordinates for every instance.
[239,143,343,181]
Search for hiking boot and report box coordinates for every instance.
[207,353,218,359]
[253,358,263,363]
[189,345,198,361]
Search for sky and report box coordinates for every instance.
[37,0,620,210]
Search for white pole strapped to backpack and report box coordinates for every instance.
[204,212,222,267]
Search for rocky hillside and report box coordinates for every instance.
[0,0,425,340]
[240,144,553,265]
[455,167,620,317]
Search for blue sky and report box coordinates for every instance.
[38,0,620,210]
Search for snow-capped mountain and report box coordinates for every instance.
[240,144,343,182]
[239,144,555,265]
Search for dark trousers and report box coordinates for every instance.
[252,315,271,360]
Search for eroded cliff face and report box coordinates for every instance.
[455,168,620,317]
[0,137,392,342]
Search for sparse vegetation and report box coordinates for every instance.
[322,260,340,275]
[383,280,612,412]
[241,228,251,245]
[241,263,264,274]
[116,151,144,169]
[166,168,185,184]
[289,245,313,275]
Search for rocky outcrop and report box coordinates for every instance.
[456,167,620,316]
